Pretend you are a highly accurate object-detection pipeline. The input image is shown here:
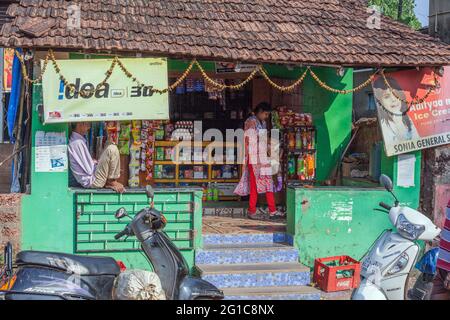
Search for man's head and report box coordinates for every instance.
[71,122,91,135]
[254,102,272,122]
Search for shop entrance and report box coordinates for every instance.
[71,62,317,236]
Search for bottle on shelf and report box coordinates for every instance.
[305,154,315,180]
[295,128,302,149]
[212,182,219,201]
[287,155,296,179]
[288,132,296,150]
[206,183,213,201]
[297,155,306,180]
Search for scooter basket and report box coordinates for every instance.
[313,255,361,292]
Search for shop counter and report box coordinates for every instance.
[286,184,419,267]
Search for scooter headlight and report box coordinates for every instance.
[396,214,425,241]
[387,252,409,275]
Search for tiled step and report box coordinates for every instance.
[195,243,298,265]
[203,233,293,246]
[196,262,310,288]
[222,285,321,300]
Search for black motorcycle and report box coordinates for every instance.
[0,186,223,300]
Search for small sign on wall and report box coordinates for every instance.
[34,131,68,172]
[396,154,415,188]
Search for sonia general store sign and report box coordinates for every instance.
[373,67,450,156]
[42,58,169,123]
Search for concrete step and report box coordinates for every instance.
[196,262,310,288]
[222,285,321,300]
[203,233,292,245]
[195,243,298,265]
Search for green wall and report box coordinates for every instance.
[20,84,202,270]
[288,150,422,267]
[303,67,353,181]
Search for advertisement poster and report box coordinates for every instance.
[42,58,169,123]
[373,67,450,156]
[34,131,68,172]
[3,48,14,92]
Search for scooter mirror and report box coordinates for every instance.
[380,174,393,192]
[146,185,154,199]
[115,207,128,219]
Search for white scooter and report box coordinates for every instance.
[352,174,441,300]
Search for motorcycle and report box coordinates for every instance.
[0,186,224,300]
[408,247,439,300]
[351,174,441,300]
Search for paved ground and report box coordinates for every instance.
[203,215,286,234]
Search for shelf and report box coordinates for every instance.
[154,160,176,165]
[281,126,315,131]
[287,179,316,184]
[153,179,177,183]
[155,140,238,147]
[287,148,316,154]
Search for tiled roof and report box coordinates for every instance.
[0,0,449,67]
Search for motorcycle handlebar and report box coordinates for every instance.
[114,228,128,240]
[379,202,392,211]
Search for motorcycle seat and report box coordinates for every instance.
[16,251,121,276]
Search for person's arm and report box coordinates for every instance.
[68,141,95,176]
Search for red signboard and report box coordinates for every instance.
[373,67,450,156]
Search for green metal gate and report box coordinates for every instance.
[75,190,199,253]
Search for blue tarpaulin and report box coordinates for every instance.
[7,48,22,143]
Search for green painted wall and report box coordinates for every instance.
[20,84,202,270]
[288,150,422,267]
[303,67,353,182]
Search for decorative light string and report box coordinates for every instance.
[13,49,440,104]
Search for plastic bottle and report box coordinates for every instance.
[297,156,305,180]
[206,183,213,201]
[287,156,296,178]
[306,154,315,179]
[213,183,219,201]
[295,129,302,149]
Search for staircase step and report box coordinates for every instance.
[222,286,321,300]
[203,233,290,245]
[196,262,310,288]
[196,243,298,265]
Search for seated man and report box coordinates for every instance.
[68,122,125,193]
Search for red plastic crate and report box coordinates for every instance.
[313,255,361,292]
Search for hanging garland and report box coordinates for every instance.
[380,69,440,108]
[13,49,440,106]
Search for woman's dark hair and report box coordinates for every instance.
[372,76,412,132]
[254,102,272,114]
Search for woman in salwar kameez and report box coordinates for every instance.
[234,102,283,220]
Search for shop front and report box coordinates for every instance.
[1,4,449,300]
[16,51,420,271]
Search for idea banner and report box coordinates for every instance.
[42,58,169,123]
[373,67,450,156]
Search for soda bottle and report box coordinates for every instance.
[295,129,302,149]
[213,183,219,201]
[288,156,296,179]
[206,183,213,201]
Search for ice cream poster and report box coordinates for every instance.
[373,67,450,156]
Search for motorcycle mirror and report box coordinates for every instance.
[146,185,154,200]
[115,207,128,219]
[380,174,393,192]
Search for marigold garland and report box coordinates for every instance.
[13,49,440,105]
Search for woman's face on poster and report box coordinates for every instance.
[375,86,403,114]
